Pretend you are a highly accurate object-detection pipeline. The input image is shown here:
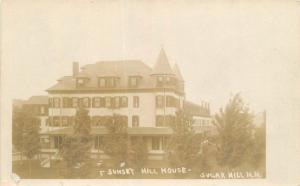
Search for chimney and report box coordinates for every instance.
[73,62,79,77]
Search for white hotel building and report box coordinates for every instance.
[40,49,211,160]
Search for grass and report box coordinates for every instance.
[13,159,265,179]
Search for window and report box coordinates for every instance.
[99,78,106,88]
[76,78,86,87]
[40,106,45,114]
[80,97,90,108]
[54,136,63,149]
[105,97,111,108]
[156,95,165,108]
[132,115,139,127]
[106,78,114,87]
[133,96,139,108]
[121,96,128,107]
[63,97,71,108]
[92,116,102,127]
[156,115,164,127]
[157,76,164,87]
[37,118,41,127]
[53,98,60,108]
[78,79,84,84]
[94,136,104,149]
[69,116,75,126]
[162,137,169,150]
[121,115,128,127]
[165,77,175,86]
[158,76,163,82]
[53,117,60,126]
[33,106,39,115]
[166,96,172,107]
[166,96,178,107]
[166,77,170,82]
[62,116,69,127]
[114,78,120,87]
[129,76,140,87]
[99,77,119,88]
[49,98,53,107]
[165,115,175,126]
[152,137,160,150]
[114,97,120,108]
[72,97,79,108]
[93,97,102,108]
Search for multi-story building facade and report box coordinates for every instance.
[18,96,49,133]
[36,49,211,160]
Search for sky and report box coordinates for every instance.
[1,0,300,114]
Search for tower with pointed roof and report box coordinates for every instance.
[173,63,185,92]
[151,48,175,76]
[151,48,184,94]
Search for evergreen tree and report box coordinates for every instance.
[60,107,92,178]
[12,108,40,177]
[103,114,129,167]
[213,94,254,169]
[167,110,201,169]
[251,124,266,171]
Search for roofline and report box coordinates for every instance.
[46,87,185,96]
[150,73,176,76]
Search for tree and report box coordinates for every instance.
[103,114,129,167]
[60,107,92,178]
[12,108,40,176]
[167,110,202,169]
[128,137,148,168]
[213,94,255,169]
[251,124,266,171]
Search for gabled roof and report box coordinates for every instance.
[47,60,155,91]
[151,48,175,75]
[173,63,184,81]
[23,96,48,105]
[47,49,185,92]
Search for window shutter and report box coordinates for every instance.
[92,97,95,108]
[110,97,114,108]
[49,98,53,108]
[62,98,67,108]
[68,98,72,107]
[99,97,104,107]
[87,97,91,108]
[125,97,128,107]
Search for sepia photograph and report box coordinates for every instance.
[11,50,266,179]
[1,0,300,185]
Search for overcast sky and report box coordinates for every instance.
[1,0,300,114]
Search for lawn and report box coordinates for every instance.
[13,159,265,179]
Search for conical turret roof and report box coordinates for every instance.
[173,63,184,81]
[151,48,175,75]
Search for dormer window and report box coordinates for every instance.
[128,76,141,88]
[76,77,88,88]
[157,76,164,87]
[98,77,120,88]
[99,78,106,88]
[156,76,176,87]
